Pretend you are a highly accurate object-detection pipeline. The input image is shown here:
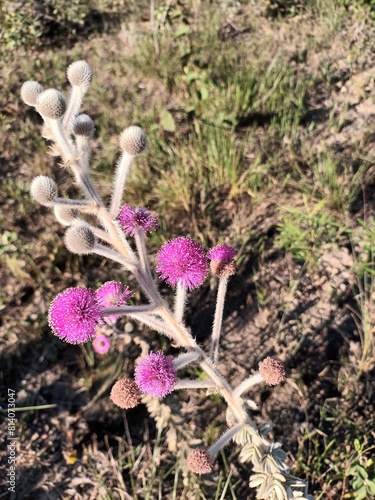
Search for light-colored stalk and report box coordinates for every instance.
[174,379,216,390]
[63,86,84,131]
[103,304,157,316]
[174,281,186,323]
[75,135,91,173]
[174,350,201,369]
[234,372,263,397]
[209,276,229,364]
[110,152,134,218]
[208,423,246,456]
[134,228,153,278]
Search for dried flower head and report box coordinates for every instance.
[20,81,44,106]
[67,60,93,91]
[208,245,238,277]
[54,206,79,226]
[119,126,148,156]
[93,335,111,354]
[187,448,213,474]
[30,176,58,206]
[110,378,141,409]
[48,287,103,344]
[156,237,208,290]
[64,226,96,254]
[135,351,177,398]
[36,89,67,120]
[96,281,133,323]
[117,204,158,237]
[259,357,286,386]
[72,114,95,137]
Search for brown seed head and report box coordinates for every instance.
[110,378,141,409]
[187,448,213,475]
[36,89,67,120]
[120,126,148,156]
[67,60,93,91]
[21,81,44,106]
[30,176,58,206]
[259,357,286,386]
[64,226,96,254]
[210,260,236,277]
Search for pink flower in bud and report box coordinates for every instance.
[208,244,238,277]
[96,281,133,323]
[259,357,286,386]
[118,204,158,237]
[156,237,208,290]
[135,351,177,398]
[93,335,111,354]
[187,448,213,474]
[110,378,141,409]
[48,287,103,344]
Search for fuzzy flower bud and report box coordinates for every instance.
[208,245,238,277]
[120,126,148,156]
[156,237,208,290]
[259,357,286,386]
[135,351,177,398]
[93,335,111,354]
[54,205,79,226]
[117,204,158,236]
[20,81,44,106]
[64,226,96,254]
[67,60,93,91]
[36,89,67,120]
[30,176,58,206]
[96,281,133,323]
[72,114,95,137]
[48,287,103,344]
[110,378,141,409]
[187,448,213,474]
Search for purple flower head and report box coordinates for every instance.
[135,351,177,398]
[93,335,111,355]
[118,204,158,237]
[208,244,238,277]
[48,287,103,344]
[156,237,208,290]
[96,281,133,323]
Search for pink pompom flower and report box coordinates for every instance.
[156,237,208,290]
[93,335,111,355]
[208,244,238,277]
[118,204,158,237]
[135,351,177,398]
[96,281,133,323]
[48,287,103,344]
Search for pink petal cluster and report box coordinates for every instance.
[118,204,158,236]
[135,351,177,398]
[96,281,133,323]
[187,448,213,474]
[93,335,111,354]
[110,378,141,409]
[156,237,208,290]
[48,287,103,344]
[208,244,238,277]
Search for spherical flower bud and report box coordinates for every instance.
[156,237,208,290]
[72,114,95,137]
[187,448,213,474]
[20,81,44,106]
[48,287,103,344]
[119,126,148,156]
[36,89,67,120]
[135,351,177,398]
[208,245,238,277]
[96,281,133,323]
[64,226,96,254]
[259,357,286,386]
[54,205,79,226]
[93,335,111,354]
[117,204,158,237]
[30,176,58,206]
[67,60,93,91]
[110,378,141,409]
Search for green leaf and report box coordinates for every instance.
[159,109,176,133]
[175,26,189,37]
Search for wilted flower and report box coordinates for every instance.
[208,244,238,277]
[110,378,141,409]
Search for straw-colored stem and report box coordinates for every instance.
[233,372,263,397]
[174,282,186,323]
[208,423,246,456]
[110,152,134,218]
[134,228,153,278]
[63,85,84,131]
[174,379,216,390]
